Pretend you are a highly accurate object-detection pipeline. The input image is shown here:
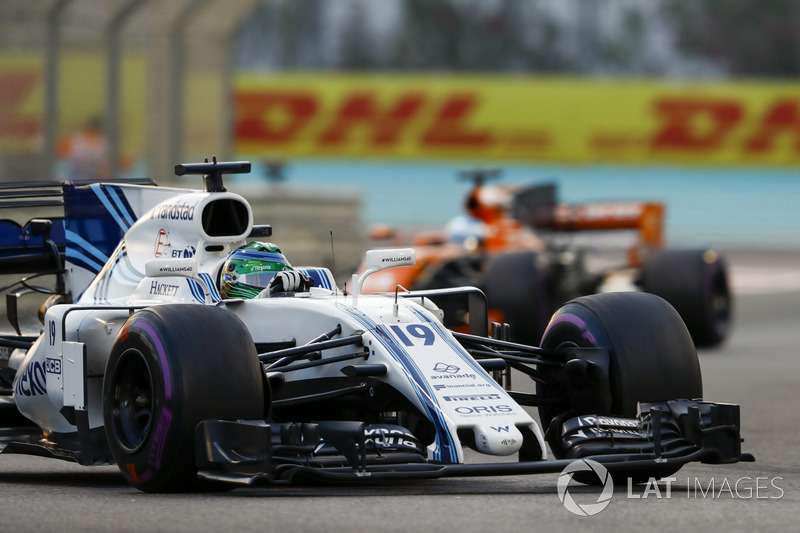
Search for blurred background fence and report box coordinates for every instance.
[1,0,799,255]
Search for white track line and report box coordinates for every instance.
[730,267,800,294]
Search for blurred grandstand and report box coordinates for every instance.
[0,0,365,277]
[4,0,800,180]
[1,0,799,257]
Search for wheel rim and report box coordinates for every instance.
[712,292,730,333]
[109,349,154,453]
[536,338,581,433]
[709,273,731,341]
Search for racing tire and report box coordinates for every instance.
[537,292,702,432]
[537,292,702,482]
[639,249,732,347]
[413,256,484,330]
[483,251,552,345]
[103,304,264,492]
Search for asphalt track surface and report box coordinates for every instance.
[0,248,797,532]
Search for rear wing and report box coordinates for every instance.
[0,178,157,333]
[511,184,665,267]
[0,218,65,275]
[553,202,665,267]
[0,178,155,275]
[0,181,67,273]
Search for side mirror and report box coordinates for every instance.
[364,248,416,272]
[352,248,416,304]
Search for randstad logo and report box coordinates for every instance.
[557,459,614,516]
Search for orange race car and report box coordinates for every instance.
[360,169,731,348]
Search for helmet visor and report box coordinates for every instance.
[221,249,292,298]
[235,269,280,289]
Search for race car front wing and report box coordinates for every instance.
[194,399,754,485]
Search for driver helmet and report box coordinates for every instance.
[445,214,487,250]
[219,241,294,299]
[466,185,511,224]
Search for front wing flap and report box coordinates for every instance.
[194,399,754,486]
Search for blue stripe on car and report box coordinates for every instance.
[115,248,143,284]
[187,279,206,303]
[64,230,110,267]
[198,273,221,303]
[408,306,508,395]
[64,183,129,264]
[341,304,458,464]
[299,268,332,290]
[90,184,132,232]
[64,247,106,274]
[104,185,136,228]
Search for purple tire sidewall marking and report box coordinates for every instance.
[130,318,175,479]
[704,261,716,334]
[543,312,597,345]
[136,320,172,400]
[703,258,728,339]
[148,407,173,470]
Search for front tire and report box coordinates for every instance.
[538,292,702,429]
[103,305,264,492]
[537,292,702,481]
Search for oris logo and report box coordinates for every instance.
[454,404,513,415]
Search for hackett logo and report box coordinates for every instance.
[150,281,179,296]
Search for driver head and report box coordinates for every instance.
[219,241,293,299]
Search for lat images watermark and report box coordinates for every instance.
[557,459,614,517]
[626,476,785,500]
[558,459,785,516]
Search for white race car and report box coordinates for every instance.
[0,161,752,492]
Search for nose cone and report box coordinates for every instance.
[472,424,523,456]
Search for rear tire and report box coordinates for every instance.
[483,251,552,345]
[103,305,264,492]
[413,256,484,331]
[640,249,732,347]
